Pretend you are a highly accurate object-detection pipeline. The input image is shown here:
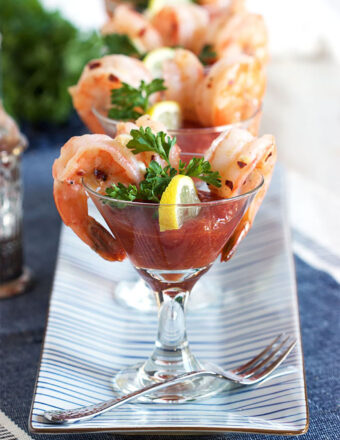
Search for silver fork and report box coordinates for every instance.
[44,334,296,424]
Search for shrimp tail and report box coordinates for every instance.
[221,220,250,261]
[221,136,277,261]
[86,216,126,262]
[53,179,126,262]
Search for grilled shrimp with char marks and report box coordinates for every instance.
[101,4,163,52]
[210,11,269,65]
[69,55,152,134]
[162,49,205,123]
[53,134,146,261]
[151,3,208,54]
[204,128,276,260]
[53,118,182,261]
[195,54,266,127]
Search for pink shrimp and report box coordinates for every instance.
[211,11,269,65]
[150,3,209,54]
[69,55,152,134]
[53,134,146,261]
[162,49,204,123]
[204,127,277,260]
[199,0,245,19]
[101,4,163,53]
[194,54,266,127]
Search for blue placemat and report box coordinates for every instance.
[1,135,339,439]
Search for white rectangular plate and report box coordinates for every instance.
[29,168,308,435]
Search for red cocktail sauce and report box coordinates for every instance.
[93,190,248,277]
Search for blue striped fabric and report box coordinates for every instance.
[29,169,308,434]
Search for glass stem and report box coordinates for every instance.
[142,289,202,381]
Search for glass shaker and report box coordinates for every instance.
[0,103,31,298]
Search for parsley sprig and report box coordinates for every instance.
[198,44,217,66]
[127,127,176,166]
[103,34,143,58]
[106,161,177,203]
[179,157,221,187]
[105,127,221,203]
[108,79,166,121]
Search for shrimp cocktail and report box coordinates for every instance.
[70,1,268,155]
[70,46,265,155]
[101,2,268,67]
[67,1,269,311]
[53,115,276,402]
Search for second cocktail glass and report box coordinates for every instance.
[92,105,262,155]
[84,175,263,402]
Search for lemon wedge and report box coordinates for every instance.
[146,0,192,18]
[147,101,182,129]
[143,47,175,78]
[159,175,200,232]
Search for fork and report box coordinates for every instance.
[44,333,296,424]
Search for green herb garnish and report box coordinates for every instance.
[178,157,221,187]
[198,44,217,66]
[108,79,166,121]
[105,182,139,202]
[105,127,221,203]
[127,127,175,166]
[103,34,143,58]
[106,162,176,203]
[139,162,178,201]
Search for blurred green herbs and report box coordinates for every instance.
[0,0,102,124]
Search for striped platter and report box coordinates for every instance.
[29,168,308,435]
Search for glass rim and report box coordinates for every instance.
[92,104,262,135]
[82,174,264,207]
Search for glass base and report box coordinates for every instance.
[113,277,222,313]
[0,267,32,299]
[113,361,227,403]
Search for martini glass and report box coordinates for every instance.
[83,175,264,402]
[92,105,262,155]
[92,105,262,311]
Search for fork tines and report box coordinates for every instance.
[234,334,297,383]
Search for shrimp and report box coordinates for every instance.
[212,12,269,65]
[162,49,204,123]
[194,54,266,127]
[150,4,209,54]
[199,0,245,19]
[200,0,244,9]
[69,55,152,134]
[53,134,146,261]
[116,115,181,169]
[101,4,163,52]
[204,127,276,260]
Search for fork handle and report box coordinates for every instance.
[44,370,211,424]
